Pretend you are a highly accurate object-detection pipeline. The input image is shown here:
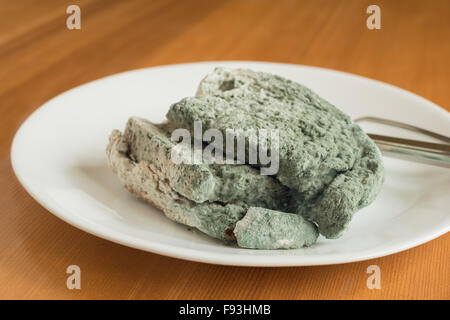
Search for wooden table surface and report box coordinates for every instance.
[1,0,449,300]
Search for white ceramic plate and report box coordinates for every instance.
[11,62,450,266]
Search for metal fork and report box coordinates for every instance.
[354,117,450,169]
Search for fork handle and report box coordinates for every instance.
[369,134,450,169]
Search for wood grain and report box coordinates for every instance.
[0,0,449,299]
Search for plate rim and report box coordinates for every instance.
[10,61,450,266]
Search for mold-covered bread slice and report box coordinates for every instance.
[124,117,293,211]
[234,207,318,249]
[107,129,244,241]
[107,126,318,248]
[167,67,384,238]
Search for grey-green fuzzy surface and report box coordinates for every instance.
[107,129,246,240]
[124,117,293,211]
[107,128,317,247]
[167,67,385,238]
[234,207,318,249]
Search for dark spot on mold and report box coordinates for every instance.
[219,80,235,91]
